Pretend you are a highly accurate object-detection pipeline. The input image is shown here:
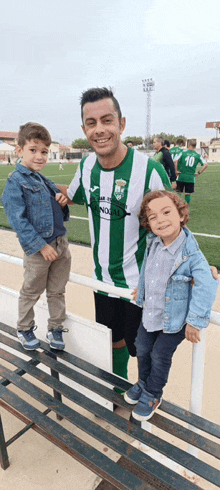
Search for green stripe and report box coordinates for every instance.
[108,149,134,288]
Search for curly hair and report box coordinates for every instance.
[139,190,189,231]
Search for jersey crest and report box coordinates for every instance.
[114,178,127,200]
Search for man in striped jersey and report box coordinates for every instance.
[59,88,172,383]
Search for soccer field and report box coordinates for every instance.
[0,161,220,267]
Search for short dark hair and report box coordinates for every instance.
[176,138,185,146]
[80,87,122,122]
[18,122,52,148]
[164,139,170,148]
[139,190,189,231]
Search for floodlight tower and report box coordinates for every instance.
[142,78,155,150]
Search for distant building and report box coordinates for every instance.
[208,139,220,162]
[0,131,18,145]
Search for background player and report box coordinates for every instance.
[175,139,208,204]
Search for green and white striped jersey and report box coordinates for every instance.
[176,149,206,183]
[68,148,171,290]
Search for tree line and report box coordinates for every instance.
[71,133,186,150]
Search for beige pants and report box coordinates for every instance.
[18,235,71,332]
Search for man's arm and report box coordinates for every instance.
[56,184,74,205]
[162,149,176,183]
[195,162,208,177]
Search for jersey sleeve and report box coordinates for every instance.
[145,158,172,192]
[67,160,85,204]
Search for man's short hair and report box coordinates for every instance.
[139,190,189,231]
[18,122,52,148]
[176,138,185,146]
[80,87,122,122]
[164,139,170,148]
[187,139,197,148]
[155,136,164,146]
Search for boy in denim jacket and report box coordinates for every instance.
[124,190,218,421]
[1,122,71,351]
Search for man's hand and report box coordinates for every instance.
[171,182,177,190]
[56,193,68,207]
[132,287,138,302]
[185,324,200,343]
[40,244,58,261]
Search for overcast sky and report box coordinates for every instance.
[1,0,220,143]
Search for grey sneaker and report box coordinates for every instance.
[46,328,68,350]
[124,379,145,404]
[132,388,162,421]
[17,326,40,350]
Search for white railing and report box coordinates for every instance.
[0,251,219,459]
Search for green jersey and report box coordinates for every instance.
[67,148,171,290]
[169,146,183,161]
[176,149,206,183]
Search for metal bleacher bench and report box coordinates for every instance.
[0,322,220,490]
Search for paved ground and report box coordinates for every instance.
[0,228,220,489]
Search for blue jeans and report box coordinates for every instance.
[135,322,186,399]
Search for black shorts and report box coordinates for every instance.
[176,181,194,194]
[94,292,142,357]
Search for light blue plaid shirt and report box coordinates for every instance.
[142,229,186,332]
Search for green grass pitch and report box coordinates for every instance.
[0,161,220,267]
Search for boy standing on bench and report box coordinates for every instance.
[1,122,71,351]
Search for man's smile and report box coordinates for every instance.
[94,137,110,144]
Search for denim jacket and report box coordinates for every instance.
[136,227,218,332]
[1,163,69,255]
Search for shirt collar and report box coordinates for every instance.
[17,162,40,178]
[156,228,186,255]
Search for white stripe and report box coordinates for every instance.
[148,168,165,190]
[97,171,115,285]
[67,165,81,200]
[192,232,220,239]
[0,173,76,182]
[70,215,89,221]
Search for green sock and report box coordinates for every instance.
[185,194,191,204]
[113,346,129,393]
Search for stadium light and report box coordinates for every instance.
[142,78,155,150]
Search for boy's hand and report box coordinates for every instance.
[56,193,68,207]
[210,265,218,280]
[131,287,138,302]
[185,324,200,343]
[40,244,58,261]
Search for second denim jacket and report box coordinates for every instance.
[136,227,218,333]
